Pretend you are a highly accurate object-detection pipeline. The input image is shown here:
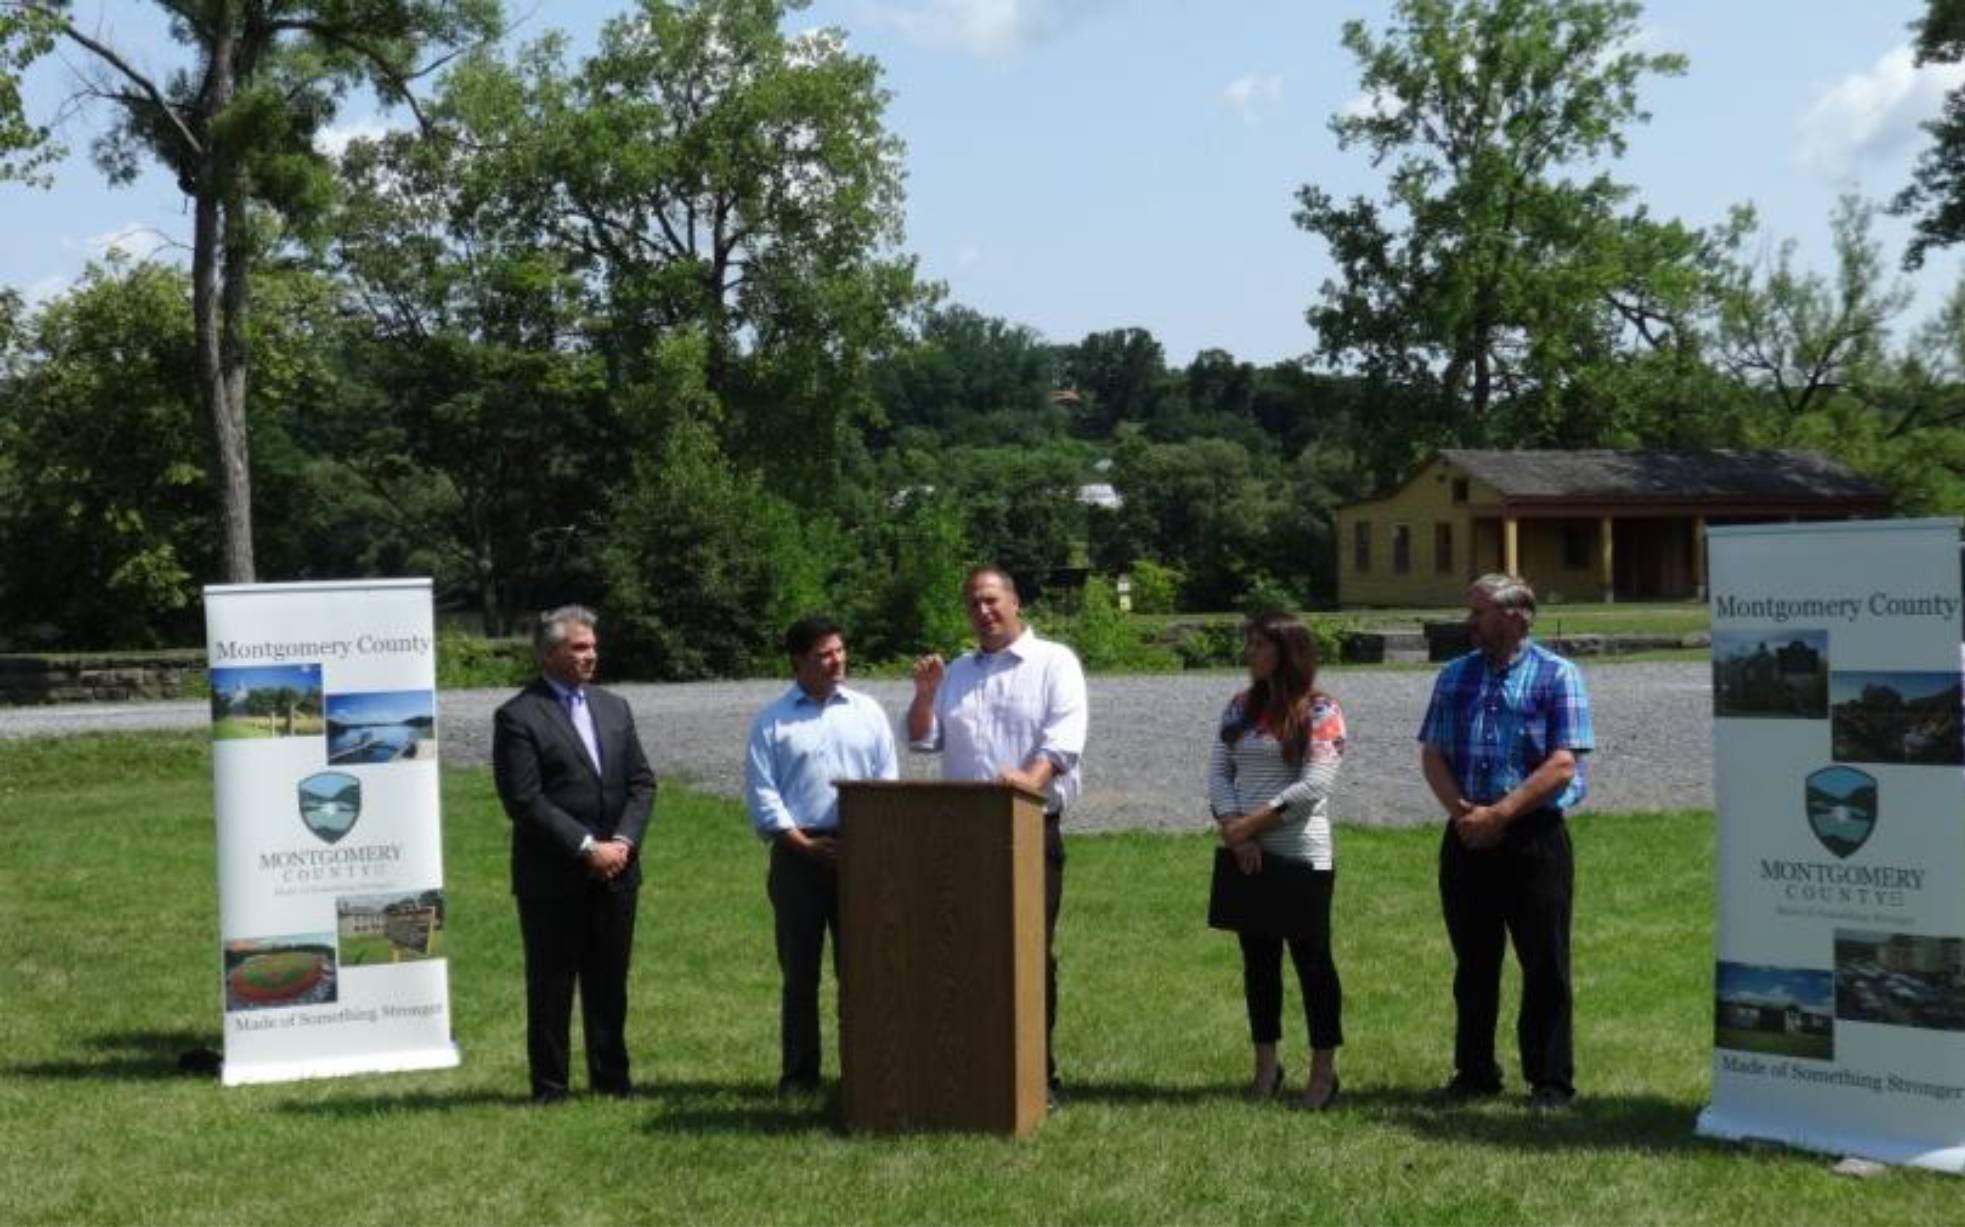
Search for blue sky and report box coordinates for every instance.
[1716,962,1831,1010]
[325,689,434,725]
[1831,669,1961,702]
[7,1,1963,366]
[210,663,321,695]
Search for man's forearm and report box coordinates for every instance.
[1496,750,1577,820]
[1420,746,1465,815]
[906,692,934,743]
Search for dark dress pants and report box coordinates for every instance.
[1438,814,1574,1096]
[768,838,840,1088]
[1045,813,1064,1088]
[517,882,638,1099]
[1238,867,1343,1050]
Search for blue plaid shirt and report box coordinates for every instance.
[1417,641,1593,812]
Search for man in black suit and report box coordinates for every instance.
[493,605,656,1103]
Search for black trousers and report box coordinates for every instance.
[1044,813,1064,1088]
[1238,869,1342,1050]
[1438,814,1574,1096]
[516,883,638,1099]
[768,838,840,1087]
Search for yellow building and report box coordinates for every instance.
[1335,450,1890,607]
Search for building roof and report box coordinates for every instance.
[1437,449,1887,502]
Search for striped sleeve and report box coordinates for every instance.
[1205,698,1241,819]
[1267,696,1346,813]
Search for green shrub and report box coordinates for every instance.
[1035,577,1180,672]
[1125,560,1180,614]
[436,630,532,690]
[1169,621,1243,670]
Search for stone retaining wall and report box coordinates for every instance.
[0,651,205,705]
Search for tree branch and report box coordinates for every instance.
[31,6,204,160]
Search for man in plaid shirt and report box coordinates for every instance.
[1418,573,1593,1109]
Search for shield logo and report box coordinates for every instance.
[298,771,362,844]
[1804,766,1876,859]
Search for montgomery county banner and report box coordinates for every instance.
[204,579,459,1086]
[1698,519,1965,1171]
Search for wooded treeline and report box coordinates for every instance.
[5,0,1965,677]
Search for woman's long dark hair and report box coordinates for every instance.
[1221,610,1322,766]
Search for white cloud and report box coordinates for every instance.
[23,273,74,306]
[1337,89,1403,122]
[315,116,403,159]
[81,222,174,263]
[1797,43,1965,176]
[1222,73,1283,125]
[860,0,1111,58]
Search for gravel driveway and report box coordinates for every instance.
[0,661,1711,831]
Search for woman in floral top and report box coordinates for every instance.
[1207,611,1348,1110]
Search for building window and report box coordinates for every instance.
[1392,523,1411,575]
[1452,478,1469,504]
[1353,520,1371,573]
[1563,522,1593,570]
[1435,522,1453,574]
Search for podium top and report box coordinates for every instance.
[834,779,1048,806]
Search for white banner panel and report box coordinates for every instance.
[1697,519,1965,1171]
[204,579,459,1086]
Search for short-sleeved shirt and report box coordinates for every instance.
[1417,641,1593,813]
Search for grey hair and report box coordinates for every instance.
[1469,573,1537,631]
[964,564,1019,599]
[534,604,599,660]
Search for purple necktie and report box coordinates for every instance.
[565,688,602,772]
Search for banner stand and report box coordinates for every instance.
[205,579,459,1086]
[1699,519,1965,1172]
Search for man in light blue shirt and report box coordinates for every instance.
[744,615,898,1094]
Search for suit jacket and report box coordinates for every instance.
[493,678,657,899]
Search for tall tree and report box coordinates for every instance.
[450,0,921,501]
[0,260,209,646]
[0,0,501,581]
[1294,0,1697,467]
[1893,0,1965,268]
[328,94,617,635]
[1714,195,1912,424]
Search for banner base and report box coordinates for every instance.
[222,1043,461,1088]
[1698,1105,1965,1174]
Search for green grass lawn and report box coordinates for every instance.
[1,732,1954,1224]
[1713,1028,1834,1061]
[210,713,325,740]
[338,931,445,967]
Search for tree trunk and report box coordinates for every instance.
[477,543,501,638]
[191,9,255,583]
[217,187,256,582]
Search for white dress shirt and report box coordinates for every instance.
[912,628,1089,813]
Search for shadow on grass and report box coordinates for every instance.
[1068,1079,1722,1155]
[1349,1084,1721,1155]
[276,1088,535,1116]
[5,1029,220,1082]
[638,1080,842,1137]
[268,1079,835,1135]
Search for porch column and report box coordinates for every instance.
[1502,515,1519,577]
[1692,515,1708,600]
[1599,515,1615,604]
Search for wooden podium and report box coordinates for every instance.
[836,780,1048,1136]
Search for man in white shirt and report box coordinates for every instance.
[908,565,1089,1100]
[744,616,898,1095]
